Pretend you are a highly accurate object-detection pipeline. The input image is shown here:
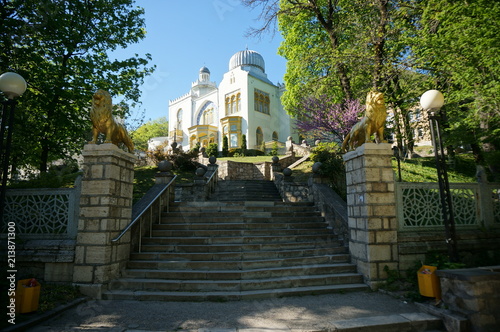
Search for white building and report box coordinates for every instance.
[168,49,297,152]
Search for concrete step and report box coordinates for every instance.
[130,247,347,261]
[329,312,444,331]
[140,233,335,245]
[109,272,364,292]
[122,263,356,280]
[211,180,282,202]
[102,284,370,301]
[162,215,324,223]
[127,254,351,270]
[147,228,331,237]
[139,240,342,253]
[154,221,327,230]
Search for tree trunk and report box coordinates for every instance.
[372,0,388,90]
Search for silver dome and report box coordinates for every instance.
[199,66,210,74]
[229,49,265,72]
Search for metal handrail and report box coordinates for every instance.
[112,175,177,243]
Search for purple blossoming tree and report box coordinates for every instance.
[295,96,364,142]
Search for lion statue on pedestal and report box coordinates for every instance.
[89,89,134,153]
[342,91,387,152]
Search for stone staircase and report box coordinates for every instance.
[210,180,282,201]
[102,200,369,301]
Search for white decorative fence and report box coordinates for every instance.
[1,177,81,239]
[396,182,500,231]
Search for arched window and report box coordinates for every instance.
[272,131,278,141]
[256,127,263,147]
[201,108,213,125]
[230,95,236,114]
[225,97,230,115]
[176,109,183,130]
[225,91,241,115]
[254,89,270,114]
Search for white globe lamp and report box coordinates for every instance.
[420,89,444,111]
[0,72,27,99]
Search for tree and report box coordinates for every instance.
[295,96,363,142]
[1,0,154,173]
[132,117,169,151]
[244,0,403,116]
[409,0,500,166]
[241,134,247,155]
[222,136,229,157]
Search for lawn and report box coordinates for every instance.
[393,154,477,183]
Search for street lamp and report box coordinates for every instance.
[420,89,459,262]
[0,72,27,224]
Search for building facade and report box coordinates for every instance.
[167,49,297,152]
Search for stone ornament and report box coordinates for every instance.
[342,91,387,152]
[89,89,134,153]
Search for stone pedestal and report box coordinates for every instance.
[73,144,136,298]
[343,143,398,288]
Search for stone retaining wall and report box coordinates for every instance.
[437,267,500,331]
[274,173,312,202]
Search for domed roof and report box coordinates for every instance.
[199,66,210,74]
[229,49,265,72]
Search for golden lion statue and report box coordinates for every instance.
[342,91,387,152]
[89,89,134,153]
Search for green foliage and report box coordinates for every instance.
[222,136,229,157]
[271,141,279,156]
[168,149,199,172]
[191,142,201,154]
[38,283,81,312]
[250,0,499,175]
[241,134,247,155]
[411,0,500,158]
[206,143,218,157]
[310,142,346,200]
[146,143,198,173]
[260,140,266,153]
[9,161,81,189]
[1,0,154,172]
[132,117,169,151]
[424,251,466,270]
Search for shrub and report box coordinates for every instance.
[271,141,279,156]
[241,134,247,155]
[206,143,218,157]
[222,136,229,157]
[146,142,199,172]
[310,142,346,200]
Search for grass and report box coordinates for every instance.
[393,154,477,183]
[290,160,315,182]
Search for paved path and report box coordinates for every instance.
[27,291,419,331]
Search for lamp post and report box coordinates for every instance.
[420,89,459,262]
[0,72,27,224]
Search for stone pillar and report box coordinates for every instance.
[73,144,136,298]
[343,143,398,288]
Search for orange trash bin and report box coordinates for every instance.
[15,278,41,313]
[417,265,441,300]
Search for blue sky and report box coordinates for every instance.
[113,0,286,123]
